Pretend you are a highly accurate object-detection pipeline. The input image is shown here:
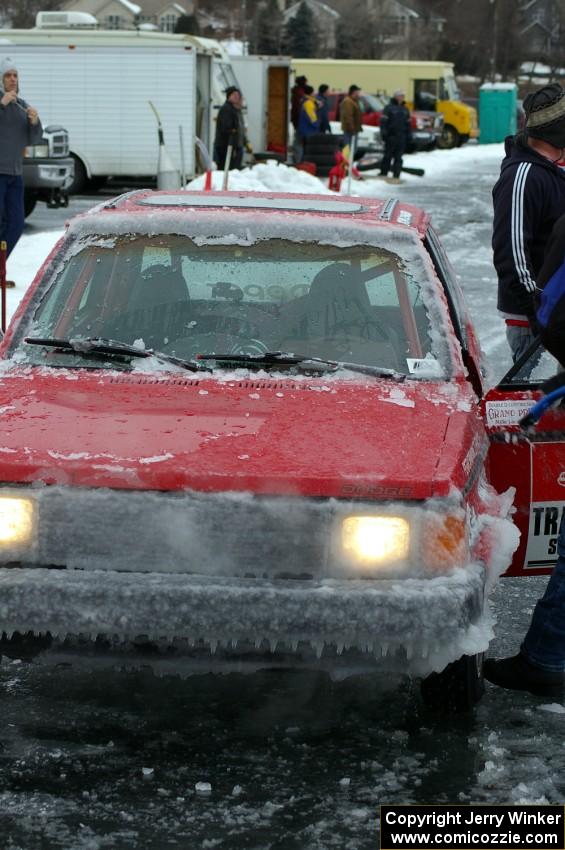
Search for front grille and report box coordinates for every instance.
[30,487,332,578]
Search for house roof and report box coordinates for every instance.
[62,0,190,18]
[284,0,340,21]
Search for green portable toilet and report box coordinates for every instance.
[479,83,517,143]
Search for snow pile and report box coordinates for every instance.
[4,230,63,322]
[187,160,331,194]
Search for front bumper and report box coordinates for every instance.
[409,131,438,151]
[22,157,74,190]
[0,564,487,675]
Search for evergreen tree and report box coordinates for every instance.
[249,0,283,54]
[175,14,201,35]
[283,1,319,58]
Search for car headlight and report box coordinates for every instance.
[341,516,410,566]
[339,507,469,576]
[0,497,35,545]
[25,144,50,158]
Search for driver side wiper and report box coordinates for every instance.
[24,337,208,373]
[196,351,406,380]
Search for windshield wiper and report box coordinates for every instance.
[196,351,406,380]
[24,337,207,373]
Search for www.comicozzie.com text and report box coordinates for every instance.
[383,808,563,848]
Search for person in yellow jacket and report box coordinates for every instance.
[340,84,362,150]
[296,85,321,163]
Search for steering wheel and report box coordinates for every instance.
[331,317,392,343]
[161,313,251,350]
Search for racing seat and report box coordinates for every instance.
[130,263,189,309]
[304,263,401,368]
[104,264,192,348]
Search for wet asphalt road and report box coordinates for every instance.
[2,151,563,850]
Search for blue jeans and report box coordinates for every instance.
[342,132,358,152]
[522,515,565,672]
[0,174,25,257]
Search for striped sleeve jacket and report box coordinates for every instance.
[492,135,565,319]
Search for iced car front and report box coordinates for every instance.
[0,194,517,676]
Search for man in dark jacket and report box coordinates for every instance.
[0,57,42,286]
[317,84,331,133]
[379,89,411,184]
[291,75,307,132]
[213,86,246,171]
[492,83,565,363]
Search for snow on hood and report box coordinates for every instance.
[0,371,471,499]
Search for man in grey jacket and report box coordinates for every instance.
[0,57,42,286]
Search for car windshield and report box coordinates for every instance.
[18,235,448,378]
[362,93,385,112]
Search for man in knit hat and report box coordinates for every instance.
[492,82,565,364]
[0,57,43,286]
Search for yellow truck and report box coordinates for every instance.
[292,59,478,149]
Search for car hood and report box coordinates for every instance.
[0,370,478,499]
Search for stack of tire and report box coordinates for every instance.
[303,133,342,178]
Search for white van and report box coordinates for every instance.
[0,22,230,189]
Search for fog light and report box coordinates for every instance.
[342,516,410,565]
[0,497,35,545]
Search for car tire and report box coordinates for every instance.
[420,652,485,712]
[23,192,37,218]
[457,134,469,147]
[303,145,340,156]
[68,154,88,195]
[87,176,108,192]
[437,124,459,149]
[305,133,341,149]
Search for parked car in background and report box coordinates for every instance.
[293,59,478,148]
[326,91,442,152]
[22,125,73,218]
[0,189,539,713]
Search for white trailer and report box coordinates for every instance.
[0,42,198,192]
[230,55,290,156]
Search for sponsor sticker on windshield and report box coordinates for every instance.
[406,358,443,377]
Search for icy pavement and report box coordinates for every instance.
[1,143,563,849]
[0,578,562,850]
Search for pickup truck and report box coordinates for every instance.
[23,125,74,218]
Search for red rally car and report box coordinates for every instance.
[0,191,559,710]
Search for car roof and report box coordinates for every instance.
[85,190,432,237]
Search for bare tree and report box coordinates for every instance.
[0,0,60,27]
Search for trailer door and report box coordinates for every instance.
[482,345,565,577]
[267,65,289,155]
[196,53,212,151]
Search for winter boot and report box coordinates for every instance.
[483,652,565,697]
[3,280,15,288]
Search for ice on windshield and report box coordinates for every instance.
[18,234,449,377]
